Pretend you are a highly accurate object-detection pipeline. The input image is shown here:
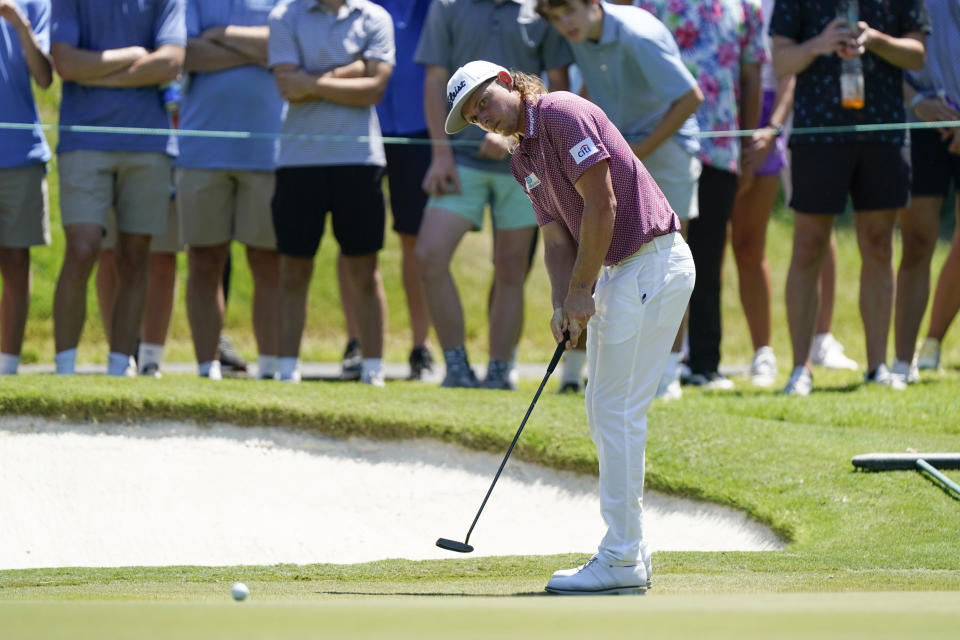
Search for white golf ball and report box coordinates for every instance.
[231,582,249,601]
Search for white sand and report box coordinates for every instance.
[0,417,782,569]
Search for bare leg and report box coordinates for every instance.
[54,223,104,352]
[108,232,152,356]
[927,198,960,341]
[186,244,230,363]
[96,249,117,343]
[786,213,834,370]
[854,209,897,373]
[731,174,779,350]
[141,252,178,346]
[0,248,30,356]
[247,246,280,357]
[815,233,838,335]
[414,208,473,350]
[400,232,430,348]
[489,226,537,361]
[277,254,314,358]
[343,252,385,358]
[337,251,361,341]
[895,196,941,361]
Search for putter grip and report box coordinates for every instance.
[547,330,571,374]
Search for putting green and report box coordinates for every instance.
[4,592,960,640]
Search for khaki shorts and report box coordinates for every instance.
[176,168,277,249]
[0,164,50,248]
[58,150,171,236]
[103,197,183,253]
[642,139,701,221]
[425,164,535,231]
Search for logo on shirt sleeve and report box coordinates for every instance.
[524,173,541,192]
[569,137,599,165]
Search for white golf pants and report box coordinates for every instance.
[584,232,695,565]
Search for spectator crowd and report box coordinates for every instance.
[1,0,958,395]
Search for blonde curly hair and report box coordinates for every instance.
[509,69,548,100]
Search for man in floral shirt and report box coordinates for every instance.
[634,0,766,390]
[770,0,929,395]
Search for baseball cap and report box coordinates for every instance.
[444,60,509,135]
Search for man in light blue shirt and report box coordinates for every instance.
[50,0,185,376]
[268,0,395,385]
[0,0,53,375]
[176,0,284,380]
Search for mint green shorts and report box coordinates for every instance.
[426,164,535,230]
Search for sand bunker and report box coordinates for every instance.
[0,417,783,569]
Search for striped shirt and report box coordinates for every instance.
[268,0,395,167]
[511,92,678,266]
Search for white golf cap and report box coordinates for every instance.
[444,60,509,135]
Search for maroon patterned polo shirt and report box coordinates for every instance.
[510,91,679,266]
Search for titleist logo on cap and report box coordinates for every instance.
[448,80,467,107]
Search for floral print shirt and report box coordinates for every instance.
[635,0,767,173]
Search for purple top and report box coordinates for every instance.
[511,91,679,266]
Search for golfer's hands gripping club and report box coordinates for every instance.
[551,289,594,349]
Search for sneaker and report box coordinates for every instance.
[139,362,162,379]
[279,370,301,383]
[864,363,906,390]
[551,555,653,589]
[916,337,941,371]
[361,368,385,387]
[408,346,434,381]
[685,371,734,390]
[891,358,919,384]
[482,361,517,390]
[217,335,248,377]
[340,338,362,381]
[810,333,858,370]
[656,376,682,400]
[545,555,647,595]
[750,346,777,387]
[558,380,582,394]
[781,366,812,396]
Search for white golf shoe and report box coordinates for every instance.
[810,333,858,370]
[545,555,648,595]
[750,346,777,387]
[916,337,941,371]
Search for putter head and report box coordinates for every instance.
[436,538,474,553]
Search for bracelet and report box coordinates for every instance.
[908,93,926,111]
[771,123,784,138]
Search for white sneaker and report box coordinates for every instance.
[782,366,812,396]
[656,377,682,400]
[361,369,385,387]
[545,555,647,595]
[891,358,919,384]
[916,337,941,371]
[279,370,301,383]
[551,555,653,589]
[864,363,906,390]
[810,333,858,370]
[750,346,777,387]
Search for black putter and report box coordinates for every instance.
[437,331,570,553]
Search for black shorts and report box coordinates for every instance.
[384,131,430,235]
[790,142,911,214]
[271,165,385,258]
[911,127,960,197]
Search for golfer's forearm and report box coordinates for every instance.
[568,206,613,299]
[544,243,577,309]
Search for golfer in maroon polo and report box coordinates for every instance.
[445,60,696,594]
